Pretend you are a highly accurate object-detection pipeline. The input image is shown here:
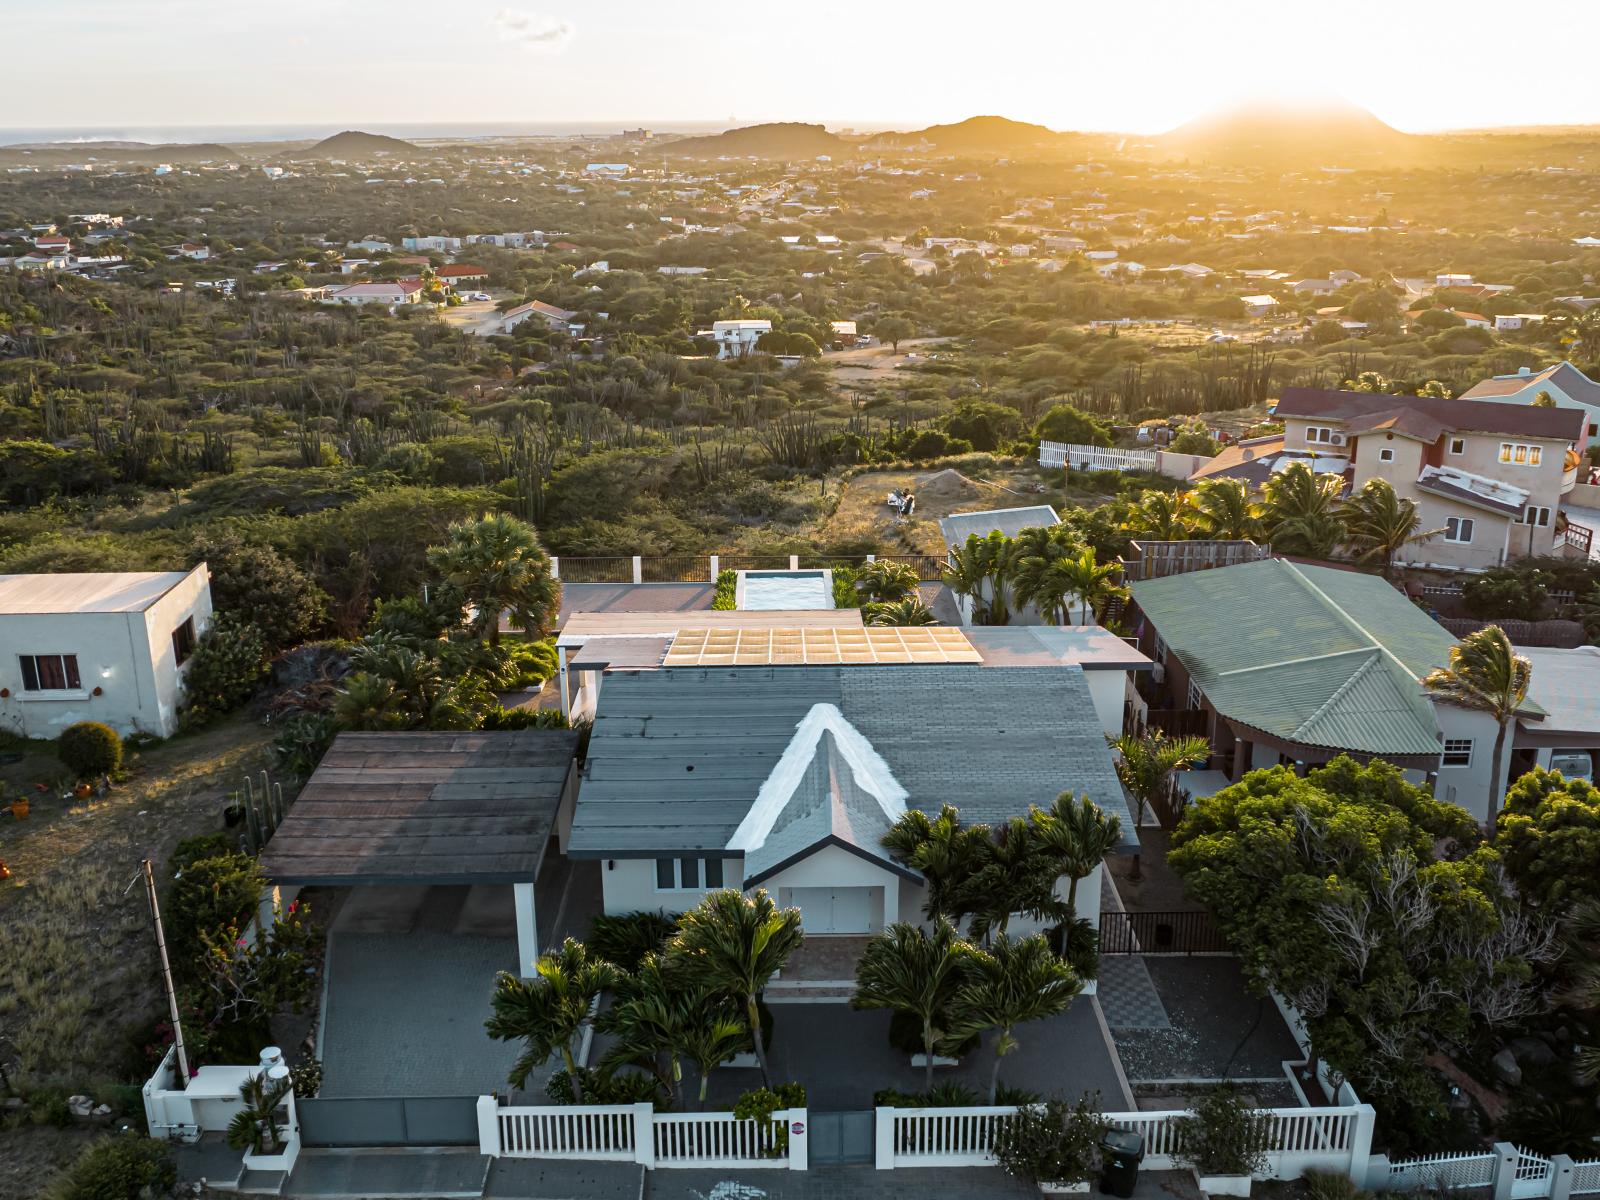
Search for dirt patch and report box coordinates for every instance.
[825,336,955,382]
[0,716,276,1093]
[816,464,1057,554]
[0,1124,106,1200]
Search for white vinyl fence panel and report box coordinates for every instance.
[1039,441,1157,472]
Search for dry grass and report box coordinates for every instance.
[818,463,1062,554]
[0,716,275,1089]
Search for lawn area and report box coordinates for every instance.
[0,715,277,1090]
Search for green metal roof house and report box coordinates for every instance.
[1126,558,1518,821]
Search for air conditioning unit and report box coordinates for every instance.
[1328,433,1347,446]
[1151,663,1165,684]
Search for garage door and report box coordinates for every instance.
[789,887,874,934]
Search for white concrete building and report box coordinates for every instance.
[0,567,212,739]
[704,319,772,359]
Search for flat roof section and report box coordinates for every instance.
[559,608,863,646]
[662,625,983,666]
[0,569,197,614]
[258,731,579,886]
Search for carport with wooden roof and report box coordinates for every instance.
[259,729,580,978]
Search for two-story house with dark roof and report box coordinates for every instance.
[1273,388,1586,570]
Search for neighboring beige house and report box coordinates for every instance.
[0,568,212,739]
[1273,388,1585,570]
[322,280,425,307]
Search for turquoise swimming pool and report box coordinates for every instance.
[736,569,835,610]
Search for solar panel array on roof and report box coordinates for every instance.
[661,626,983,666]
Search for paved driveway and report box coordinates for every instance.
[702,997,1132,1111]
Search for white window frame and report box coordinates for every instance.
[654,857,725,892]
[1443,516,1476,544]
[1521,505,1551,527]
[1152,632,1168,663]
[1498,442,1543,467]
[1378,447,1395,463]
[1305,425,1336,445]
[1448,437,1466,455]
[1441,738,1473,767]
[1187,677,1204,710]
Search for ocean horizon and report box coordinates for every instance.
[0,120,738,147]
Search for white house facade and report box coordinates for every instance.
[0,567,213,739]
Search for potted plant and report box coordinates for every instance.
[9,795,28,820]
[1172,1087,1270,1197]
[227,1071,298,1173]
[992,1096,1108,1195]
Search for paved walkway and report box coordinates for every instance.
[1097,956,1172,1030]
[644,1165,1035,1199]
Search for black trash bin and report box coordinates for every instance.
[1099,1128,1145,1197]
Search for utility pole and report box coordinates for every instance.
[142,859,190,1084]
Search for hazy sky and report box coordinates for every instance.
[7,0,1600,136]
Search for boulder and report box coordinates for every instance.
[1509,1037,1558,1070]
[67,1094,94,1119]
[1491,1048,1522,1088]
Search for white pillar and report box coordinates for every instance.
[785,1108,808,1171]
[632,1102,656,1168]
[514,883,539,978]
[709,554,719,580]
[557,645,570,719]
[874,1107,896,1170]
[631,555,643,584]
[1491,1143,1520,1200]
[789,554,800,569]
[550,556,560,580]
[477,1095,501,1157]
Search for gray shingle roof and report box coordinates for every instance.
[570,664,1133,859]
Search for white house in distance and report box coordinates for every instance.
[1460,362,1600,441]
[0,567,212,739]
[703,319,772,359]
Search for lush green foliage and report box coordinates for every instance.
[1495,768,1600,911]
[991,1095,1109,1185]
[56,721,123,779]
[48,1136,176,1200]
[165,851,264,972]
[180,613,269,726]
[1173,1087,1272,1177]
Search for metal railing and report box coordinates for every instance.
[1098,909,1231,955]
[551,552,950,585]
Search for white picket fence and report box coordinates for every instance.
[877,1103,1373,1179]
[1379,1144,1600,1200]
[1039,441,1158,472]
[478,1098,805,1170]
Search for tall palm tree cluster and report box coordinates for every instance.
[487,890,805,1109]
[328,513,563,732]
[846,558,938,626]
[1119,467,1440,576]
[882,793,1121,941]
[943,526,1128,626]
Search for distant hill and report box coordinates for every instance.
[664,122,849,159]
[0,141,237,165]
[293,130,422,159]
[880,115,1069,153]
[1157,100,1414,164]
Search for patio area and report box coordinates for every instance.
[698,997,1133,1111]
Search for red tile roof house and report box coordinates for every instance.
[435,264,489,286]
[34,234,71,251]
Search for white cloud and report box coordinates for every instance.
[492,8,573,52]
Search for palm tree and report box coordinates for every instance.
[1029,792,1123,913]
[1128,490,1191,541]
[852,920,975,1090]
[1260,462,1346,558]
[1009,527,1092,624]
[1342,478,1444,577]
[1423,626,1532,814]
[227,1071,294,1155]
[1184,478,1261,541]
[598,953,746,1108]
[864,598,937,626]
[485,938,619,1100]
[942,531,1014,625]
[426,513,561,646]
[668,889,804,1088]
[882,805,988,926]
[965,817,1064,943]
[1056,547,1127,624]
[853,559,920,604]
[1107,730,1210,877]
[948,934,1082,1102]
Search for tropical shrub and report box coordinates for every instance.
[180,613,269,725]
[733,1083,806,1155]
[271,711,336,779]
[57,721,123,779]
[1172,1087,1271,1177]
[589,910,678,972]
[546,1066,666,1108]
[712,568,737,610]
[165,852,263,969]
[48,1136,176,1200]
[189,532,327,655]
[479,705,571,731]
[992,1095,1108,1186]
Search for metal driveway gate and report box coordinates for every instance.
[298,1096,480,1147]
[808,1111,874,1164]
